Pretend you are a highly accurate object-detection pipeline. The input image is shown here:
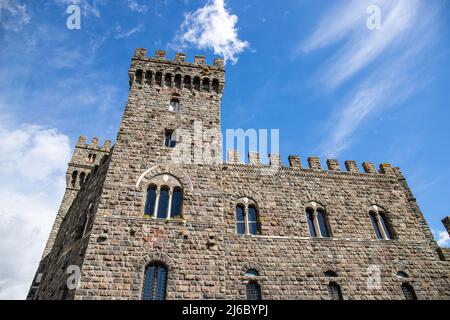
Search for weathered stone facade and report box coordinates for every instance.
[28,48,450,300]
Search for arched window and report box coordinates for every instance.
[169,99,180,112]
[236,205,245,235]
[247,205,260,235]
[71,171,78,188]
[369,206,394,240]
[202,78,210,92]
[174,74,182,89]
[144,186,157,216]
[246,281,262,300]
[142,262,167,300]
[165,130,176,148]
[401,282,417,300]
[193,77,201,91]
[183,75,191,90]
[170,188,183,218]
[135,69,143,85]
[143,175,184,219]
[328,281,343,300]
[164,73,172,87]
[245,269,259,277]
[324,270,338,277]
[157,187,170,219]
[317,209,330,237]
[79,172,86,186]
[235,199,261,236]
[145,70,153,85]
[305,202,331,238]
[212,79,219,93]
[155,72,162,86]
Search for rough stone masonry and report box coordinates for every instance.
[28,48,450,300]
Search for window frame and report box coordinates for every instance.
[235,198,261,236]
[305,202,331,238]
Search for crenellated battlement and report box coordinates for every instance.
[76,136,112,152]
[225,150,397,176]
[129,48,225,94]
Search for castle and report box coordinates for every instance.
[28,48,450,300]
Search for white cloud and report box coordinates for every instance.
[300,0,441,156]
[434,230,450,248]
[0,122,71,300]
[176,0,249,64]
[0,0,30,31]
[114,23,144,39]
[127,0,147,13]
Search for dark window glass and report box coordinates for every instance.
[236,205,245,235]
[248,206,259,235]
[165,131,176,148]
[157,188,169,219]
[170,189,183,218]
[145,71,152,85]
[317,209,330,237]
[379,213,392,239]
[245,269,259,277]
[170,99,180,112]
[142,263,167,300]
[246,281,262,300]
[202,78,210,91]
[164,73,172,87]
[306,209,316,237]
[324,270,337,277]
[193,77,200,90]
[370,212,383,239]
[401,283,417,300]
[174,74,182,89]
[79,172,85,186]
[71,171,78,188]
[144,186,157,216]
[328,282,343,300]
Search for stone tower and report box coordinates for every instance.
[29,49,449,300]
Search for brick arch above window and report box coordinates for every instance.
[137,252,175,272]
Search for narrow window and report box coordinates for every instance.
[135,69,143,85]
[401,283,417,300]
[164,73,172,87]
[202,78,210,92]
[145,71,152,85]
[169,99,180,112]
[183,75,191,90]
[174,74,182,89]
[157,187,169,219]
[379,213,392,239]
[170,188,183,218]
[193,77,201,91]
[236,205,245,235]
[212,79,219,93]
[164,130,176,148]
[370,211,383,239]
[155,72,162,86]
[317,209,330,237]
[71,171,78,188]
[247,205,259,235]
[306,208,316,237]
[246,281,262,300]
[328,282,343,300]
[142,263,167,300]
[79,172,86,186]
[144,186,157,216]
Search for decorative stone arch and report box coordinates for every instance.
[304,200,332,238]
[136,164,193,193]
[233,194,262,236]
[241,262,263,277]
[135,252,175,300]
[304,200,327,211]
[232,191,263,209]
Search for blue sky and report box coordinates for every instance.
[0,0,449,299]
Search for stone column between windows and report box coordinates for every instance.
[375,212,388,240]
[166,189,173,220]
[312,210,322,238]
[244,205,250,236]
[153,187,161,218]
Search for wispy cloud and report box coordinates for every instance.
[113,23,144,39]
[300,0,441,156]
[174,0,249,64]
[0,0,30,32]
[127,0,147,13]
